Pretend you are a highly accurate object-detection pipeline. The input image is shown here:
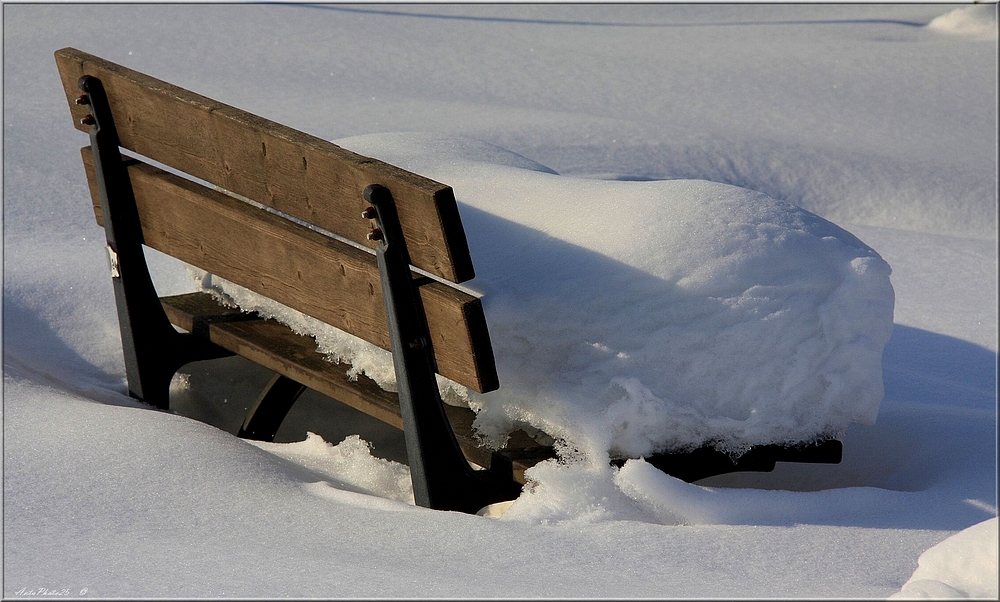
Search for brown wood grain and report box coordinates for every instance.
[83,150,498,393]
[161,292,544,482]
[56,47,475,283]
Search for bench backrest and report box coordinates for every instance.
[55,47,498,393]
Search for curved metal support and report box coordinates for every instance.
[238,374,308,441]
[364,184,522,513]
[78,75,231,409]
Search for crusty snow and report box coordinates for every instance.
[3,3,997,599]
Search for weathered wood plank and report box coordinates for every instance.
[83,150,497,392]
[56,47,474,283]
[161,292,544,482]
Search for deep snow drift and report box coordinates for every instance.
[3,2,997,599]
[204,132,895,460]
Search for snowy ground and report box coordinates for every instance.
[3,3,997,598]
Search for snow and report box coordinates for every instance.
[3,2,997,598]
[344,133,896,459]
[204,132,896,460]
[926,5,999,40]
[247,433,415,506]
[891,517,999,599]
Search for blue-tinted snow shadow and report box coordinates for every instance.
[882,324,997,411]
[701,324,996,530]
[852,326,997,523]
[2,294,136,408]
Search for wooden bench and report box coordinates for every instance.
[56,48,842,513]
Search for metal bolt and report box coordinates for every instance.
[366,228,384,241]
[80,114,96,126]
[361,207,378,220]
[75,95,90,105]
[409,338,426,350]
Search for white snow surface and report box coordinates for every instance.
[3,3,997,599]
[890,517,999,599]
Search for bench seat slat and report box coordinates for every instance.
[161,292,546,483]
[56,47,474,283]
[82,149,498,393]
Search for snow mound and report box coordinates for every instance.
[203,133,895,461]
[890,517,999,599]
[339,134,895,459]
[926,5,998,40]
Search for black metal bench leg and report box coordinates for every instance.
[78,75,230,409]
[238,374,308,441]
[365,185,522,514]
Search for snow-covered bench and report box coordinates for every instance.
[55,47,842,513]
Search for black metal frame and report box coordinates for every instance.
[237,375,307,441]
[364,184,523,513]
[79,75,232,410]
[632,439,842,483]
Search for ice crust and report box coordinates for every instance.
[200,133,895,460]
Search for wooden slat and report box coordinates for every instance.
[56,47,474,283]
[83,150,497,393]
[161,292,549,483]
